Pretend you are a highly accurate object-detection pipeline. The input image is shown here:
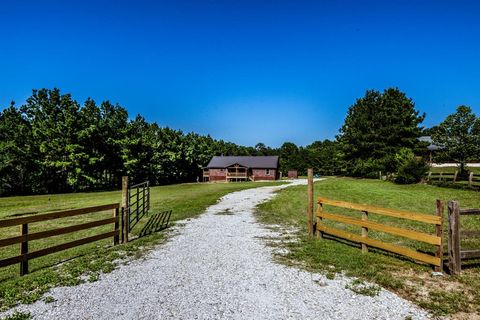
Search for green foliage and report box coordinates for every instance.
[394,148,429,184]
[303,140,343,176]
[432,105,480,174]
[338,88,425,176]
[0,88,270,196]
[1,88,346,196]
[418,290,470,316]
[351,158,384,178]
[1,311,31,320]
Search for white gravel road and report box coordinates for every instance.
[2,180,429,319]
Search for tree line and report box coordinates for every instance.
[1,87,478,196]
[0,88,339,196]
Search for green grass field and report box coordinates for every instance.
[257,177,480,316]
[0,181,284,311]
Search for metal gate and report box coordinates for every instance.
[128,181,150,232]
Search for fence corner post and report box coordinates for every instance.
[435,199,444,272]
[448,200,461,275]
[121,176,129,244]
[307,168,314,236]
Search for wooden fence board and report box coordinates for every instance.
[317,198,441,225]
[461,230,480,238]
[0,217,117,248]
[318,211,441,245]
[0,255,25,268]
[27,231,118,261]
[317,225,441,266]
[0,203,120,276]
[460,250,480,260]
[460,209,480,215]
[0,204,119,228]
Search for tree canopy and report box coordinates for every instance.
[432,105,480,173]
[1,88,337,196]
[338,88,425,176]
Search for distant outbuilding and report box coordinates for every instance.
[287,170,298,179]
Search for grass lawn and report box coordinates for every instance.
[0,181,284,311]
[257,177,480,317]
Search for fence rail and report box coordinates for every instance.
[427,171,480,187]
[0,203,120,276]
[448,201,480,275]
[315,197,444,270]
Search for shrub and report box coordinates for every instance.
[395,156,429,184]
[351,159,383,178]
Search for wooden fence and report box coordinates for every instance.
[447,201,480,275]
[308,185,444,270]
[427,171,458,183]
[427,171,480,187]
[0,203,120,276]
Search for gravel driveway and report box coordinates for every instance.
[3,180,429,319]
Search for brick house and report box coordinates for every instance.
[203,156,279,182]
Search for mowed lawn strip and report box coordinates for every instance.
[256,177,480,316]
[0,181,284,311]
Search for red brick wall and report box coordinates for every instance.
[252,169,276,180]
[207,168,278,181]
[208,168,226,181]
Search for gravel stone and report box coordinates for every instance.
[1,180,430,319]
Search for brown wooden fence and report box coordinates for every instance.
[0,203,120,276]
[448,201,480,275]
[315,197,444,271]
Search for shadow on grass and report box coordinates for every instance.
[138,210,172,238]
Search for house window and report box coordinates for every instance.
[265,169,270,175]
[220,169,225,172]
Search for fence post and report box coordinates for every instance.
[428,171,432,181]
[147,181,150,211]
[453,171,458,183]
[316,202,323,239]
[361,211,368,253]
[307,168,314,236]
[121,176,129,244]
[113,207,120,245]
[136,186,140,223]
[469,172,473,187]
[435,200,444,272]
[448,200,461,275]
[20,223,28,276]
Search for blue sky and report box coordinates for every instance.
[1,0,479,147]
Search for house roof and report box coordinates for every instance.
[418,136,443,151]
[205,156,279,169]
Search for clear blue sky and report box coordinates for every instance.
[1,0,479,147]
